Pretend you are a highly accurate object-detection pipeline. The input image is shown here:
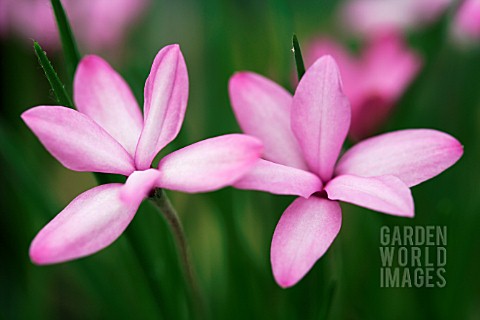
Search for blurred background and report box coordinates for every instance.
[0,0,479,319]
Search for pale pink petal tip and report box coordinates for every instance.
[271,197,342,288]
[29,184,138,265]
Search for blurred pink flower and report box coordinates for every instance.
[0,0,149,51]
[304,34,422,140]
[229,56,463,287]
[342,0,452,37]
[22,45,263,265]
[452,0,480,42]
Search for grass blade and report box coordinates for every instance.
[33,41,74,107]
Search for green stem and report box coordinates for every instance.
[150,189,205,319]
[51,0,81,81]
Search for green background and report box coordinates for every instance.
[1,0,478,319]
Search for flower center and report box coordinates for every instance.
[313,190,328,199]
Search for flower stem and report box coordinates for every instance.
[150,188,205,319]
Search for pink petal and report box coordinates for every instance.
[325,174,414,217]
[452,0,480,41]
[29,184,140,265]
[271,197,342,288]
[74,55,144,156]
[349,33,422,140]
[342,0,451,36]
[302,35,421,141]
[120,169,161,205]
[361,33,421,103]
[335,129,463,187]
[229,72,307,169]
[157,134,263,193]
[21,106,135,175]
[291,56,351,182]
[304,38,360,100]
[67,0,149,51]
[233,159,322,198]
[342,0,415,36]
[135,44,189,170]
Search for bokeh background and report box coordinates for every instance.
[1,0,479,319]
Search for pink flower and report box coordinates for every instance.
[229,56,463,287]
[342,0,452,37]
[452,0,480,42]
[304,33,422,140]
[22,45,263,265]
[0,0,149,51]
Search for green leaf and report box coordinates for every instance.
[33,41,74,108]
[292,34,306,81]
[50,0,81,81]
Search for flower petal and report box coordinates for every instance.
[335,129,463,187]
[135,44,189,170]
[233,159,322,198]
[342,0,451,37]
[361,33,422,105]
[453,0,480,42]
[349,33,422,140]
[291,56,351,182]
[304,38,360,99]
[229,72,307,169]
[29,184,139,265]
[120,169,161,205]
[74,55,144,156]
[157,134,263,193]
[325,174,414,217]
[271,197,342,288]
[21,106,135,175]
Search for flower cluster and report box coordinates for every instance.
[20,5,465,289]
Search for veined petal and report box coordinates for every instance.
[29,184,139,265]
[271,197,342,288]
[157,134,263,193]
[135,44,189,170]
[335,129,463,187]
[120,169,161,205]
[21,106,135,175]
[229,72,307,169]
[291,56,351,182]
[325,174,414,217]
[233,159,322,198]
[74,55,143,156]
